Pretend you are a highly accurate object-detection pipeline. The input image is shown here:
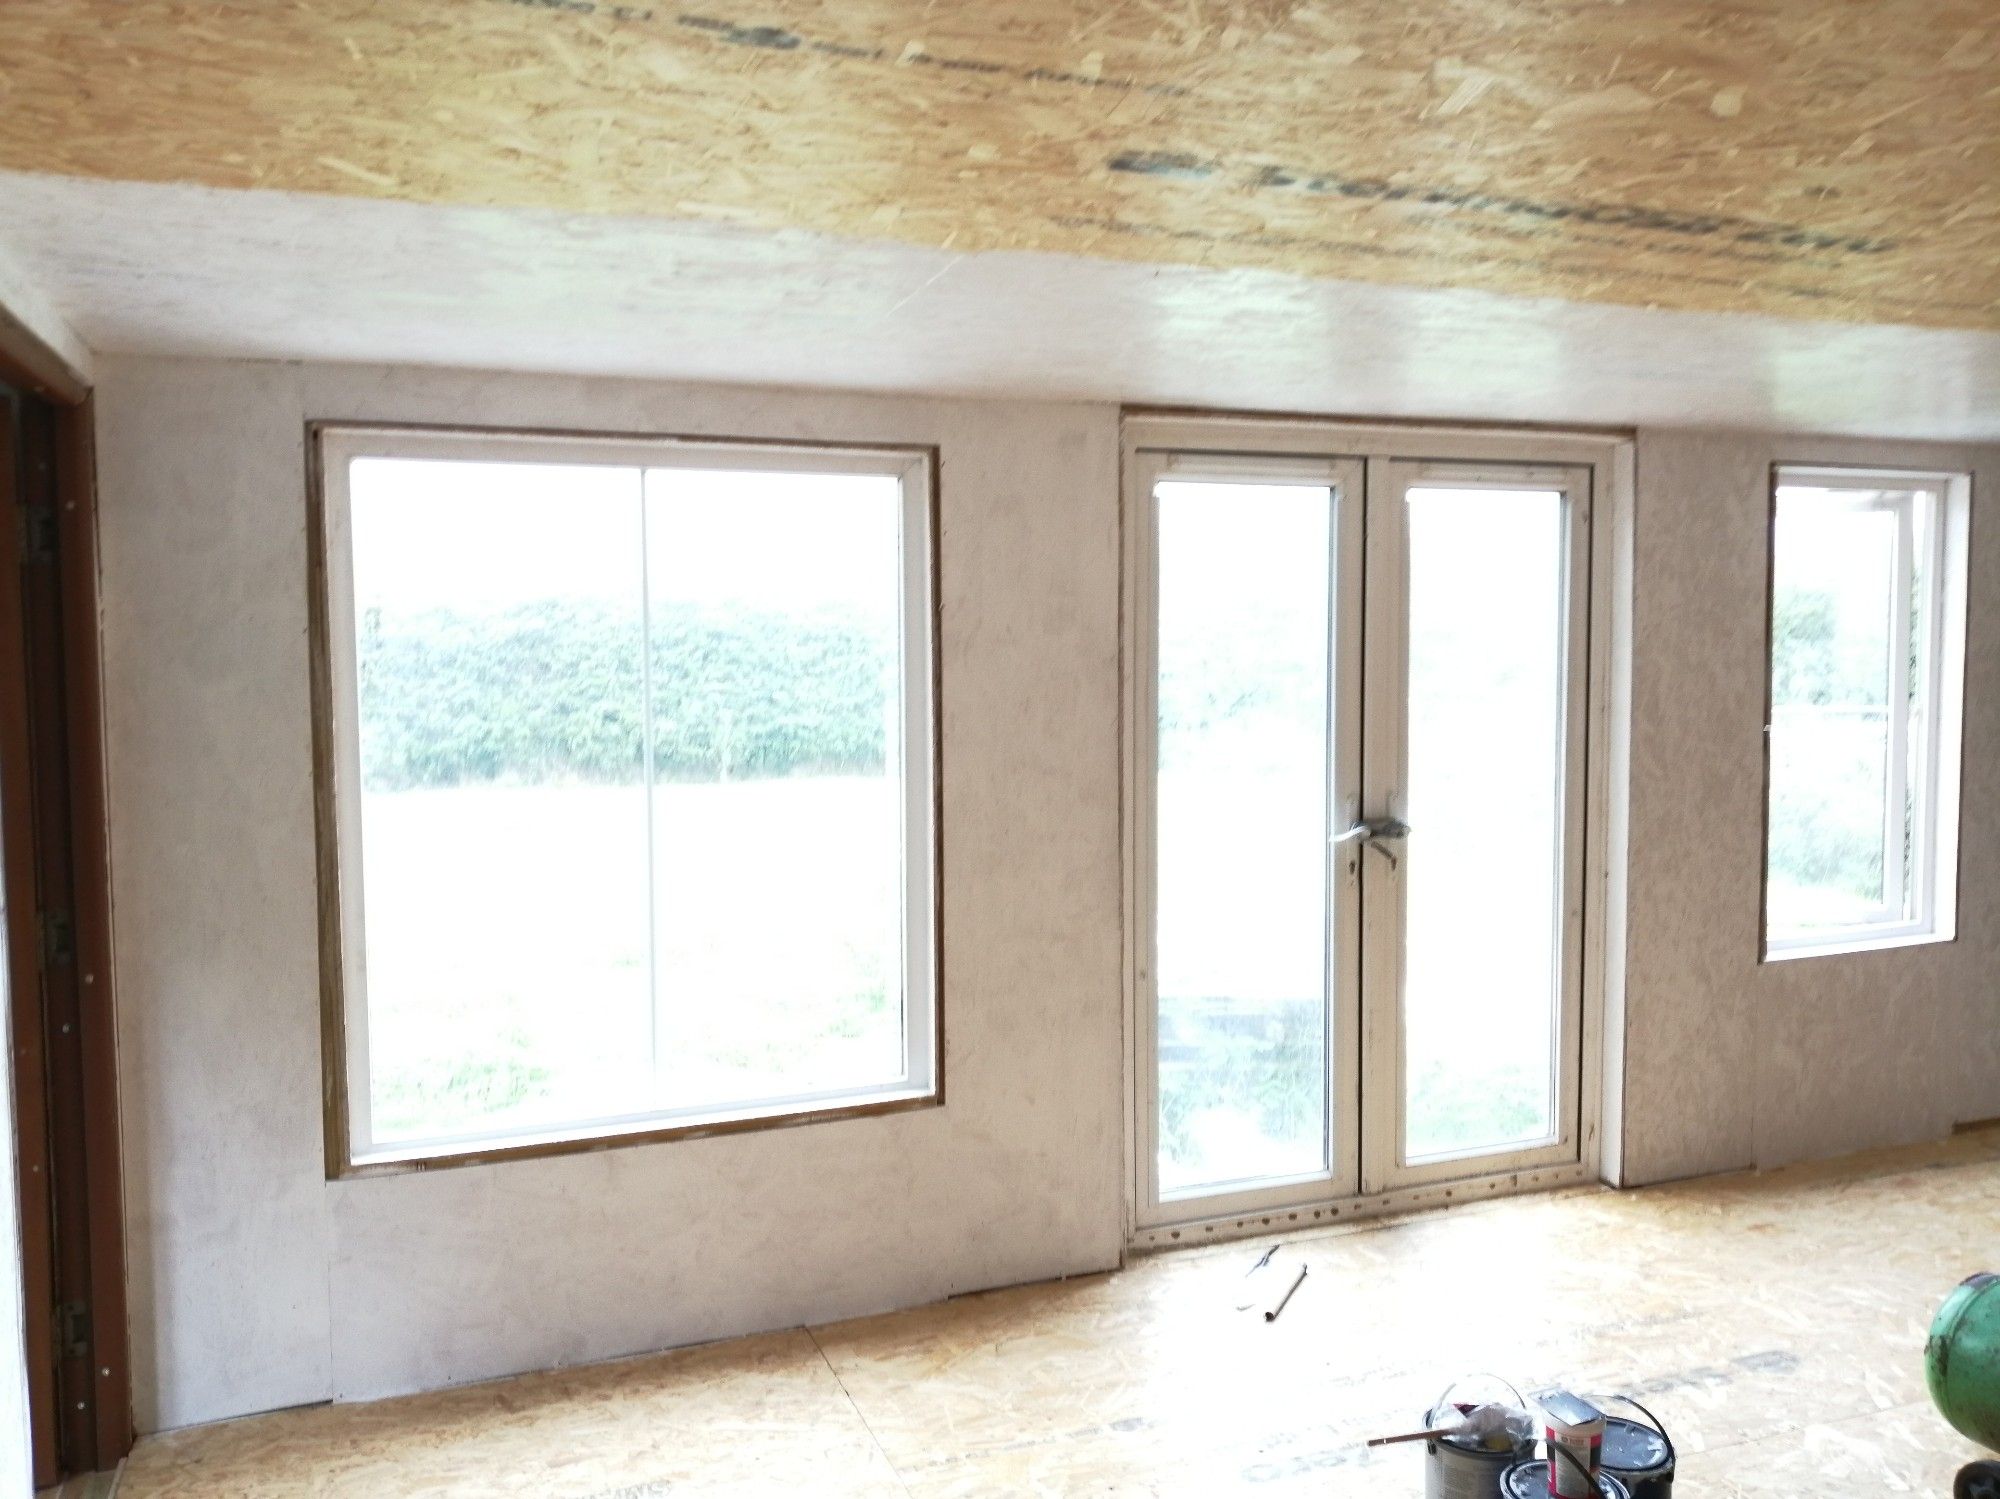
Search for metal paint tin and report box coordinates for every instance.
[1598,1405,1675,1499]
[1539,1391,1606,1498]
[1499,1460,1631,1499]
[1425,1427,1523,1499]
[1423,1378,1532,1499]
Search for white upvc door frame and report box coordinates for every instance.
[1357,460,1595,1195]
[1126,448,1366,1230]
[1123,414,1628,1249]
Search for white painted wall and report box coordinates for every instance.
[6,172,1998,443]
[1617,430,2000,1185]
[91,355,2000,1431]
[0,237,91,391]
[93,357,1126,1432]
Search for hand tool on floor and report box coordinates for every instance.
[1234,1245,1307,1321]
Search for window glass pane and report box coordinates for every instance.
[1401,487,1565,1162]
[642,469,907,1107]
[351,459,653,1145]
[1154,480,1331,1196]
[1767,493,1903,936]
[343,450,923,1157]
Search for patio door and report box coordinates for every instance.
[1129,422,1602,1234]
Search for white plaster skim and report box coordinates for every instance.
[97,357,1128,1431]
[4,171,1999,441]
[0,230,94,387]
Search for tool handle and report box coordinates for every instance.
[1262,1263,1307,1322]
[1365,1425,1462,1448]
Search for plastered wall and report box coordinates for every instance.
[0,239,91,390]
[93,357,2000,1432]
[93,358,1126,1432]
[1618,429,2000,1185]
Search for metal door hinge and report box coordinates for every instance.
[58,1301,89,1359]
[40,909,73,967]
[18,504,56,564]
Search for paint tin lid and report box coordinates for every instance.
[1423,1415,1523,1457]
[1423,1403,1531,1456]
[1540,1391,1605,1430]
[1601,1416,1672,1474]
[1499,1460,1631,1499]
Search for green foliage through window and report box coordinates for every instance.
[357,599,891,789]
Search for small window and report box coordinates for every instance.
[1764,466,1966,959]
[311,426,939,1171]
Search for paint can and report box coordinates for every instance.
[1595,1397,1675,1499]
[1538,1391,1605,1498]
[1499,1459,1631,1499]
[1423,1377,1532,1499]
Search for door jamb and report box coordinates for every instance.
[0,304,132,1477]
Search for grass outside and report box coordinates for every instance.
[358,776,904,1144]
[1155,744,1562,1193]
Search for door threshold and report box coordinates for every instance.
[37,1468,122,1499]
[1130,1159,1601,1252]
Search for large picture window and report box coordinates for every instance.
[1764,466,1967,959]
[311,426,938,1172]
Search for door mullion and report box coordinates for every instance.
[1330,460,1367,1202]
[1357,456,1409,1197]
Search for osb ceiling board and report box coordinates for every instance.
[0,1,1995,331]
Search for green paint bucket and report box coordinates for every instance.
[1929,1272,2000,1452]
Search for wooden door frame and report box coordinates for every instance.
[0,406,59,1488]
[0,309,132,1481]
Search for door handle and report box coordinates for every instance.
[1331,817,1411,869]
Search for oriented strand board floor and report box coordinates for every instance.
[116,1130,2000,1497]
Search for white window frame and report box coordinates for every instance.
[1762,465,1968,962]
[1122,415,1625,1249]
[309,423,940,1176]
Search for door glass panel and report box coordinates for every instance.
[1154,480,1332,1195]
[1401,486,1567,1162]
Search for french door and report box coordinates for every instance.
[1128,419,1609,1234]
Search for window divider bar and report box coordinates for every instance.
[1883,493,1913,921]
[639,468,663,1079]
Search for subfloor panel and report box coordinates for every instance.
[118,1128,2000,1496]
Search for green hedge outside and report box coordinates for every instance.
[357,599,892,789]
